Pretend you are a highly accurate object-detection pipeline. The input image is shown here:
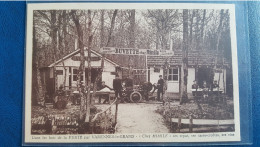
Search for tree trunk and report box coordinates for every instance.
[85,10,93,123]
[128,10,135,77]
[36,56,45,106]
[189,10,195,46]
[106,10,118,47]
[50,10,58,92]
[93,9,118,100]
[62,10,68,89]
[195,10,200,50]
[180,9,189,105]
[214,9,224,69]
[71,10,86,121]
[200,9,206,45]
[33,14,45,106]
[100,10,105,48]
[129,10,135,48]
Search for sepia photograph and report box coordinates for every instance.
[24,3,240,143]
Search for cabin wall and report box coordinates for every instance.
[149,67,164,84]
[102,61,117,88]
[54,56,117,91]
[56,66,69,89]
[187,68,196,94]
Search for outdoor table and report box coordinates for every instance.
[93,91,115,104]
[191,88,223,97]
[72,90,115,104]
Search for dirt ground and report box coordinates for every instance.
[95,102,170,134]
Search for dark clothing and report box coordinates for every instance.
[212,83,219,89]
[113,78,123,102]
[192,84,199,89]
[113,78,122,91]
[157,78,164,101]
[192,84,199,96]
[157,90,163,101]
[125,78,133,88]
[157,79,164,90]
[115,90,122,99]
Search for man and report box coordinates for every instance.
[157,75,164,101]
[113,74,123,102]
[192,80,199,89]
[212,80,219,89]
[192,80,199,96]
[99,81,112,104]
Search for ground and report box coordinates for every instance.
[96,102,170,133]
[32,96,234,134]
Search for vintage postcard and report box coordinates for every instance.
[24,3,240,143]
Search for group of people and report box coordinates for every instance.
[192,80,220,99]
[192,80,219,91]
[99,74,166,103]
[97,75,133,104]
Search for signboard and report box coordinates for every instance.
[101,47,174,56]
[71,56,100,61]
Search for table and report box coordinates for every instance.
[72,91,115,104]
[191,88,223,97]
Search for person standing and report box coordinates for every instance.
[157,75,164,101]
[192,80,199,97]
[113,74,123,102]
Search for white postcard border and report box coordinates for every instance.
[24,3,240,143]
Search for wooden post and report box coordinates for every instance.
[170,117,173,132]
[189,115,193,133]
[104,111,107,134]
[177,118,181,133]
[115,100,119,125]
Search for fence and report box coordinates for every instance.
[31,115,79,134]
[31,97,119,134]
[90,97,119,134]
[166,116,234,133]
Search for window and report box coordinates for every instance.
[168,68,178,81]
[73,69,83,81]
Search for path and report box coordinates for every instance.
[114,103,169,133]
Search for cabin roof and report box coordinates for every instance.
[147,50,231,67]
[48,48,120,68]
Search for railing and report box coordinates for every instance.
[91,97,119,134]
[168,116,234,133]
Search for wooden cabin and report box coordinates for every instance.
[41,48,121,98]
[147,50,233,96]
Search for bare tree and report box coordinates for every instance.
[180,9,189,104]
[71,10,86,121]
[92,9,118,103]
[85,10,93,122]
[33,16,45,106]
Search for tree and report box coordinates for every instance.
[92,9,118,103]
[85,10,93,123]
[145,10,180,50]
[71,10,87,121]
[180,9,189,104]
[33,15,45,106]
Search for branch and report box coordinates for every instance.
[36,10,51,24]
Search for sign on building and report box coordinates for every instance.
[101,47,174,56]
